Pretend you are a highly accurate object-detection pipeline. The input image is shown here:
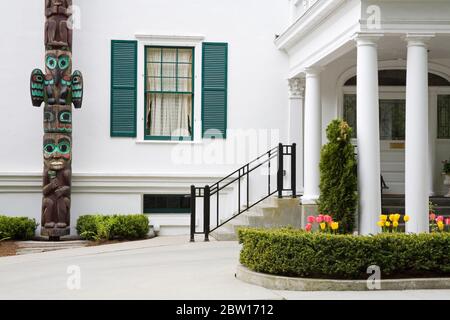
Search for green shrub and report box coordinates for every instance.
[238,228,450,279]
[0,216,38,240]
[76,214,150,241]
[318,120,357,233]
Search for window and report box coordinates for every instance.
[343,94,357,138]
[379,100,405,141]
[343,95,406,140]
[143,194,190,214]
[145,47,194,140]
[438,95,450,139]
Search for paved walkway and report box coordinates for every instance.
[0,236,449,300]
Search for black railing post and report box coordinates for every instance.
[277,143,284,198]
[190,185,196,242]
[203,185,210,242]
[291,143,297,198]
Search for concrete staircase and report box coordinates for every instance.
[382,194,450,217]
[210,197,302,241]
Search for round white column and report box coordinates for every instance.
[405,34,434,233]
[355,34,382,235]
[301,68,322,204]
[288,78,305,194]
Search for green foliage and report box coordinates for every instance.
[238,228,450,279]
[318,120,357,233]
[76,214,150,241]
[0,216,38,240]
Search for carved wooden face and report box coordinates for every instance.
[44,105,72,133]
[43,134,72,171]
[45,50,72,80]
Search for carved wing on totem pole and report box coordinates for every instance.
[30,69,45,107]
[71,70,83,109]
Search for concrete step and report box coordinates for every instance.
[430,197,450,206]
[15,240,90,255]
[210,196,301,241]
[209,229,238,241]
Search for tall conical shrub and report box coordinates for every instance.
[318,119,357,233]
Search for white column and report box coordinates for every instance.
[288,78,305,194]
[355,34,382,235]
[302,68,322,204]
[405,34,434,233]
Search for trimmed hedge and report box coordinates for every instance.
[238,228,450,279]
[76,214,150,241]
[0,216,38,240]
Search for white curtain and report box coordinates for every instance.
[147,94,192,137]
[147,48,192,137]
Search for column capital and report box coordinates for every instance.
[353,33,384,47]
[288,78,305,99]
[404,34,435,48]
[304,67,323,77]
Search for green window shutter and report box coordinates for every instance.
[202,42,228,138]
[110,40,137,137]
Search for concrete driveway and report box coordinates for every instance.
[0,236,449,300]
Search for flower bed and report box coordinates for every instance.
[238,228,450,280]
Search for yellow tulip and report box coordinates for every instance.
[320,222,326,231]
[385,221,391,227]
[380,215,387,221]
[377,221,384,227]
[394,214,401,222]
[331,222,339,231]
[393,221,399,228]
[404,215,410,222]
[438,221,444,231]
[389,214,395,222]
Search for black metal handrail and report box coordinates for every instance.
[190,143,297,242]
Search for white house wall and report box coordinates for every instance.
[0,0,290,235]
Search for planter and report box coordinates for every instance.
[236,265,450,291]
[444,174,450,197]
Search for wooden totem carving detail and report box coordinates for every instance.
[30,0,83,238]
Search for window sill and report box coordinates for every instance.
[136,139,202,145]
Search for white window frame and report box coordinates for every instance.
[134,34,205,144]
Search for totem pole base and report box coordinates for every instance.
[41,227,70,239]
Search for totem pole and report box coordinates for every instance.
[30,0,83,239]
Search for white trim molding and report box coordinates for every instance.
[275,0,347,51]
[0,172,234,194]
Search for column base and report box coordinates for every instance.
[300,195,319,205]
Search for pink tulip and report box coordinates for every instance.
[445,218,450,226]
[324,215,332,223]
[305,223,312,232]
[436,215,444,222]
[316,215,324,223]
[429,213,436,221]
[307,216,316,224]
